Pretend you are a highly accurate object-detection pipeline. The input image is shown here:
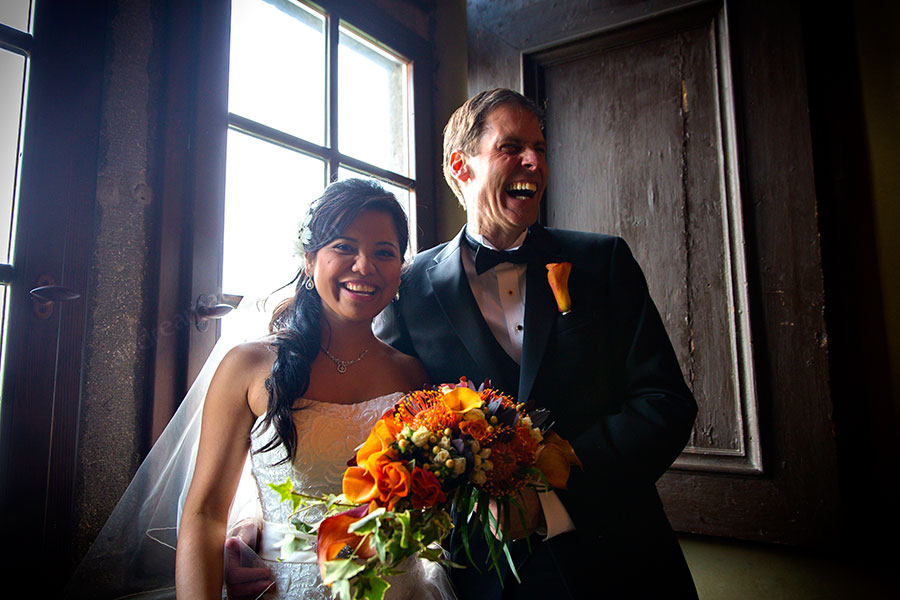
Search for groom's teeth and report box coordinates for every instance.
[506,182,537,192]
[506,182,537,197]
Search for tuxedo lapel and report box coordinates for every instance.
[425,229,511,390]
[519,226,566,405]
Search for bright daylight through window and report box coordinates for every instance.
[0,0,32,404]
[224,0,414,339]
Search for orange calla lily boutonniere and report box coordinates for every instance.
[546,262,573,314]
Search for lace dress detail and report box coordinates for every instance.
[249,393,451,600]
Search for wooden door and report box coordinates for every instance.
[468,0,839,546]
[0,0,106,587]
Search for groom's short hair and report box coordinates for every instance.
[442,88,544,207]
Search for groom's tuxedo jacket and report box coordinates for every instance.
[376,224,698,598]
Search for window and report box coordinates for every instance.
[0,2,32,400]
[223,0,417,339]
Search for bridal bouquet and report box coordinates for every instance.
[270,378,581,600]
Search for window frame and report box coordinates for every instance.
[0,0,106,587]
[226,2,418,197]
[151,0,435,442]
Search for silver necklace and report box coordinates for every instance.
[321,346,369,374]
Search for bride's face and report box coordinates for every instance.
[307,209,403,326]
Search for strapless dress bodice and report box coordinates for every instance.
[247,393,445,600]
[250,393,403,523]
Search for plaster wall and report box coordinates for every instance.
[431,0,469,241]
[70,0,162,567]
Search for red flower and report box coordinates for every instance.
[409,467,447,509]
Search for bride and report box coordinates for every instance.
[175,178,455,599]
[67,178,453,599]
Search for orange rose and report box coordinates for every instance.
[459,417,492,442]
[372,459,411,511]
[409,467,446,509]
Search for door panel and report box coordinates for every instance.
[470,0,839,546]
[530,6,759,474]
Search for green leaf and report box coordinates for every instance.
[502,541,521,584]
[396,511,412,550]
[268,478,294,503]
[509,493,532,553]
[354,572,390,600]
[348,507,386,534]
[322,558,366,586]
[268,478,303,513]
[332,578,352,600]
[372,527,389,564]
[419,546,445,562]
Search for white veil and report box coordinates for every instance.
[64,302,267,600]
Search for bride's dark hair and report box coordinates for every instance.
[257,178,409,464]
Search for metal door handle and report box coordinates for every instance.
[193,293,242,332]
[29,285,82,301]
[29,276,82,319]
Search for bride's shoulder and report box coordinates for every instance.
[215,338,276,383]
[375,341,430,390]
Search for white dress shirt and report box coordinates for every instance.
[461,229,576,539]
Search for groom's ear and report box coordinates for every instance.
[449,150,469,183]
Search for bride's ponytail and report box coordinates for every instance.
[256,275,321,464]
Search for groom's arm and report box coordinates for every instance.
[374,296,418,357]
[557,238,696,528]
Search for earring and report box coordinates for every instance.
[304,277,315,290]
[394,289,400,301]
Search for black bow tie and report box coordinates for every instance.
[464,233,534,275]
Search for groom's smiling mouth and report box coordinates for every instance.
[505,181,537,200]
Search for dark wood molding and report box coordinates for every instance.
[479,0,842,547]
[525,1,761,478]
[0,0,108,587]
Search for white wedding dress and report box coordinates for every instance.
[64,312,455,599]
[248,394,453,599]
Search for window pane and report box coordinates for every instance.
[229,0,325,145]
[0,0,31,32]
[336,167,414,254]
[338,26,410,176]
[0,48,26,264]
[222,130,326,339]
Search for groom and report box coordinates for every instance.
[226,89,698,598]
[375,89,698,598]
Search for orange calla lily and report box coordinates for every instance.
[343,450,411,510]
[535,431,582,490]
[441,387,483,414]
[546,262,573,314]
[316,505,376,579]
[343,450,392,503]
[355,416,402,467]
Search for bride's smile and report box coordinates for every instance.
[308,209,403,326]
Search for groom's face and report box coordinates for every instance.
[454,103,548,248]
